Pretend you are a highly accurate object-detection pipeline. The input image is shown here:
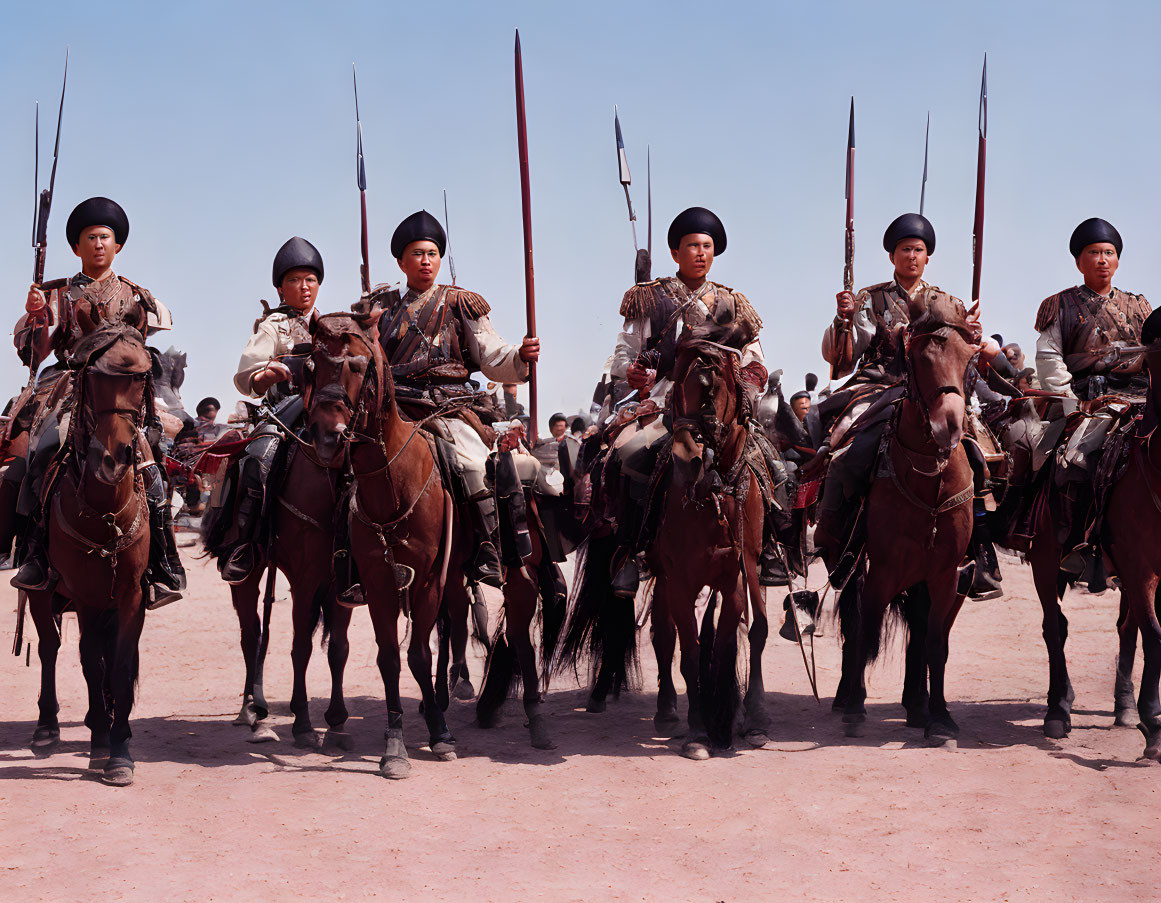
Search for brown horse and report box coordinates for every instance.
[24,323,154,785]
[840,296,978,746]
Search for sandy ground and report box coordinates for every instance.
[1,542,1159,903]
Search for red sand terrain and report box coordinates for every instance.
[1,546,1158,902]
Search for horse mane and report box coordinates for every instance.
[69,323,152,376]
[310,312,391,416]
[907,293,974,344]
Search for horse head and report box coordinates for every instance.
[304,310,385,466]
[905,293,978,457]
[69,324,153,487]
[668,308,755,492]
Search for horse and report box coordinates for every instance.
[839,295,979,747]
[556,312,770,758]
[24,323,154,785]
[155,345,190,424]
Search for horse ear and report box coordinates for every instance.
[308,313,319,338]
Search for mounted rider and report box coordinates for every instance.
[355,210,542,588]
[7,197,185,607]
[602,207,780,596]
[216,236,323,584]
[815,213,1010,595]
[1000,218,1149,585]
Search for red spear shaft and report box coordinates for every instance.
[514,29,538,443]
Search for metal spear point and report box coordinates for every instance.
[843,96,855,294]
[443,189,457,287]
[971,55,988,305]
[614,105,639,254]
[920,111,930,216]
[353,63,371,293]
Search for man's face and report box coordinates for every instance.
[1003,344,1024,369]
[72,224,121,273]
[889,238,929,281]
[1075,242,1119,286]
[279,268,320,312]
[398,240,441,292]
[199,406,219,422]
[791,396,811,421]
[549,420,567,440]
[670,233,714,281]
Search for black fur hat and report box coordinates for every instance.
[667,207,726,255]
[66,197,129,248]
[883,213,935,255]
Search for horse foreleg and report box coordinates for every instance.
[1031,541,1073,739]
[322,604,354,755]
[407,579,456,761]
[102,590,146,786]
[900,585,931,729]
[650,578,680,736]
[1115,592,1139,727]
[288,584,322,749]
[27,590,61,751]
[669,583,708,759]
[923,570,961,748]
[434,601,452,712]
[77,606,112,768]
[833,575,861,712]
[449,582,474,700]
[504,566,553,750]
[742,579,771,747]
[844,567,891,738]
[1131,579,1161,759]
[704,576,745,750]
[229,573,265,728]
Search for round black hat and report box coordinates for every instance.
[196,397,221,416]
[391,211,447,260]
[1069,218,1122,258]
[272,237,324,288]
[883,213,935,255]
[66,197,129,248]
[667,207,726,255]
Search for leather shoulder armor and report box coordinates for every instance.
[442,286,490,319]
[619,279,668,319]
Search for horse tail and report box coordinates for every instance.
[308,583,332,647]
[538,565,567,685]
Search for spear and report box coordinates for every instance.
[971,56,987,305]
[614,105,639,254]
[353,63,371,294]
[920,111,930,216]
[32,47,68,287]
[442,189,457,286]
[843,96,855,294]
[646,146,652,266]
[514,29,538,442]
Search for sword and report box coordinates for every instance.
[920,111,930,216]
[442,189,457,286]
[353,63,371,295]
[514,29,539,443]
[971,55,987,306]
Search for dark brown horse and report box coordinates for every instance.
[25,323,154,785]
[840,296,978,746]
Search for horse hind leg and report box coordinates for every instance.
[703,581,745,751]
[844,569,892,738]
[669,586,708,759]
[229,574,265,729]
[1032,547,1074,739]
[742,582,772,748]
[833,576,860,712]
[923,571,962,748]
[405,576,457,762]
[505,563,555,750]
[27,591,62,751]
[1134,581,1161,759]
[103,595,146,787]
[77,606,113,768]
[1114,595,1139,727]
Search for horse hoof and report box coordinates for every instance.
[681,740,710,761]
[293,730,321,750]
[431,741,457,761]
[654,713,682,737]
[322,729,353,754]
[1114,708,1136,728]
[453,679,476,701]
[234,705,257,728]
[585,696,606,714]
[88,748,111,770]
[379,755,411,779]
[1043,719,1069,740]
[30,726,60,751]
[101,759,135,787]
[248,724,279,743]
[744,730,771,749]
[844,721,866,738]
[905,711,928,729]
[529,715,556,750]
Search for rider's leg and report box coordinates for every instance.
[446,419,503,588]
[11,418,61,591]
[814,419,884,575]
[141,461,186,608]
[220,431,278,585]
[964,442,1003,599]
[609,416,667,598]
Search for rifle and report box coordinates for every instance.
[971,56,987,305]
[830,98,856,381]
[353,64,371,295]
[514,30,538,442]
[442,189,457,286]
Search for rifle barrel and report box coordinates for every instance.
[971,55,987,304]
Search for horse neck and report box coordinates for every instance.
[79,454,137,515]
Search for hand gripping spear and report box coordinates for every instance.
[353,64,371,295]
[971,56,987,306]
[514,29,538,443]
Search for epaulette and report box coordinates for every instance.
[118,276,158,315]
[1118,288,1152,317]
[443,286,490,318]
[720,286,763,331]
[1035,292,1063,332]
[619,279,667,319]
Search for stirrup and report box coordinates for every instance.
[10,559,52,592]
[147,585,182,610]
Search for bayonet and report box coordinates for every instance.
[843,96,855,294]
[353,63,371,295]
[442,189,457,287]
[971,55,987,305]
[32,47,68,287]
[920,111,929,216]
[514,30,539,442]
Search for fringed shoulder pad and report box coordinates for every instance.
[715,285,763,331]
[1119,288,1151,320]
[1035,292,1063,332]
[619,279,668,319]
[442,286,491,319]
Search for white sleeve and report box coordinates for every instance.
[1035,322,1075,397]
[465,314,529,384]
[821,307,875,372]
[610,317,650,379]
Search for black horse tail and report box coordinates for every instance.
[551,533,638,690]
[538,560,568,684]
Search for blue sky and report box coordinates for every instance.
[1,1,1159,424]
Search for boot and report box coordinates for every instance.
[759,538,790,587]
[335,550,367,608]
[468,497,503,589]
[221,467,265,585]
[10,522,51,591]
[145,492,185,610]
[968,499,1003,601]
[611,555,639,599]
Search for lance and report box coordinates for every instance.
[646,145,652,268]
[442,189,457,286]
[843,96,855,294]
[32,47,68,288]
[514,29,538,442]
[353,63,371,295]
[971,55,987,305]
[614,105,639,253]
[920,111,930,216]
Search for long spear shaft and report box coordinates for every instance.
[920,111,930,216]
[514,29,538,442]
[646,146,652,263]
[33,47,68,286]
[843,97,855,294]
[353,64,371,294]
[971,56,987,305]
[442,189,457,286]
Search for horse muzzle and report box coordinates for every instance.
[87,435,134,486]
[927,388,966,456]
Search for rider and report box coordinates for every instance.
[357,210,541,588]
[816,213,1006,596]
[9,197,186,607]
[218,236,323,584]
[605,207,772,596]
